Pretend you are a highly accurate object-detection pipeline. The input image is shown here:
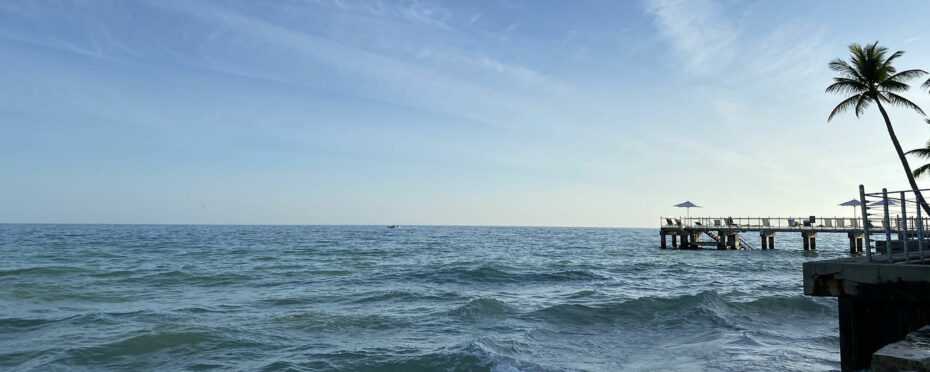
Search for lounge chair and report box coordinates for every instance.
[851,219,860,229]
[836,218,846,228]
[762,218,771,227]
[665,218,674,226]
[788,218,798,228]
[714,219,722,227]
[824,218,834,228]
[725,217,738,227]
[674,218,682,227]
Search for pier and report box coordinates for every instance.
[659,216,868,252]
[795,185,930,371]
[664,186,930,370]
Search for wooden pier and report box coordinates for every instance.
[660,216,870,252]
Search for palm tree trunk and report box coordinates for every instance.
[875,99,930,217]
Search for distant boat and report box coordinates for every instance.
[387,225,398,228]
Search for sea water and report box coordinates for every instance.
[0,224,842,371]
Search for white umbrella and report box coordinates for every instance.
[839,199,862,219]
[869,199,897,207]
[674,201,701,219]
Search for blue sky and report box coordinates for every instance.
[2,0,930,227]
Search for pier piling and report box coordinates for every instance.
[802,231,817,250]
[848,232,864,254]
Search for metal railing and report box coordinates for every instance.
[659,216,872,231]
[860,185,929,264]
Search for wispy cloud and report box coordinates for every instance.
[643,0,737,75]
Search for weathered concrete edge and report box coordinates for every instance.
[871,325,930,372]
[804,258,930,298]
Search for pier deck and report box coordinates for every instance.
[659,216,890,251]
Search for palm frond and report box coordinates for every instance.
[879,79,911,92]
[905,147,930,158]
[883,92,926,115]
[854,94,871,117]
[924,77,930,91]
[887,68,927,83]
[829,59,863,80]
[882,50,905,67]
[826,78,868,94]
[914,163,930,178]
[828,94,863,121]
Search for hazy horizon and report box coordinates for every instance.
[4,0,930,227]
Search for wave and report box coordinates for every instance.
[120,270,257,287]
[404,265,606,284]
[527,291,835,327]
[348,290,462,304]
[447,298,517,319]
[279,342,546,372]
[0,266,92,277]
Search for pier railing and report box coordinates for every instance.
[860,186,930,264]
[659,216,879,231]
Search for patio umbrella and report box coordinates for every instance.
[674,201,701,219]
[839,199,862,219]
[869,199,897,207]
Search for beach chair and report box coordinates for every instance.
[665,218,674,226]
[725,217,738,227]
[714,219,721,227]
[674,218,682,227]
[836,218,846,228]
[824,218,834,229]
[851,219,860,229]
[762,218,771,227]
[788,218,796,228]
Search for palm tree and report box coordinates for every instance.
[826,42,930,215]
[906,119,930,179]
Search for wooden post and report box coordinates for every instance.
[884,188,893,263]
[901,191,909,259]
[760,232,768,249]
[727,233,740,250]
[849,232,857,254]
[810,232,817,250]
[672,234,678,248]
[861,185,871,261]
[661,233,667,249]
[768,235,775,250]
[682,232,690,249]
[803,232,810,251]
[717,232,725,250]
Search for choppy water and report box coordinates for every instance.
[0,224,844,371]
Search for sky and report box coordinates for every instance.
[3,0,930,227]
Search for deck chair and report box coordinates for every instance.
[714,219,722,227]
[762,218,771,227]
[665,218,674,226]
[824,218,834,228]
[836,218,846,228]
[725,217,738,227]
[851,219,860,228]
[674,218,682,227]
[788,218,797,227]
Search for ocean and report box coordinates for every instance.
[0,224,843,371]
